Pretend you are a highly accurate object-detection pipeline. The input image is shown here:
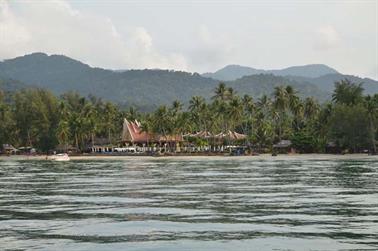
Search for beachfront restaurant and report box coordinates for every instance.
[91,118,248,154]
[90,137,116,153]
[120,118,183,153]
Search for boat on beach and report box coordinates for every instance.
[47,153,70,161]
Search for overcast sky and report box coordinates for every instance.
[0,0,377,79]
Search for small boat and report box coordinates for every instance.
[48,153,70,161]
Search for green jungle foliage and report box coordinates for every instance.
[0,79,377,153]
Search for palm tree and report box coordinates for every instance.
[56,101,72,150]
[69,112,82,151]
[254,110,273,151]
[189,96,205,112]
[212,99,229,133]
[273,86,289,140]
[242,94,255,137]
[140,114,153,149]
[228,96,243,132]
[152,105,171,141]
[227,87,236,100]
[257,94,271,114]
[176,111,193,135]
[285,86,300,114]
[169,100,186,148]
[103,102,118,144]
[83,102,98,147]
[304,97,319,120]
[171,100,183,114]
[125,106,139,121]
[189,96,206,132]
[364,95,377,153]
[332,79,364,105]
[56,120,70,151]
[312,102,333,141]
[212,82,229,101]
[273,86,289,111]
[291,100,304,132]
[0,92,15,147]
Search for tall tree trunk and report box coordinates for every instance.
[75,133,79,152]
[370,118,376,153]
[27,130,32,147]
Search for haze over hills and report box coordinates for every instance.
[0,53,377,110]
[202,64,340,81]
[287,74,378,95]
[203,64,378,96]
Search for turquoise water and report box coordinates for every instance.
[0,157,377,250]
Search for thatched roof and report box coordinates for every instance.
[185,130,247,141]
[184,131,213,138]
[225,131,247,140]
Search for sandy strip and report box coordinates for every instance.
[0,154,377,161]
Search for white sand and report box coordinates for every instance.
[0,153,377,161]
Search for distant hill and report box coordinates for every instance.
[203,64,378,97]
[225,74,330,101]
[0,53,219,110]
[202,65,266,81]
[203,64,339,81]
[288,74,378,95]
[1,53,376,110]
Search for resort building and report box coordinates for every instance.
[90,119,248,154]
[121,118,183,148]
[90,138,114,153]
[122,119,153,144]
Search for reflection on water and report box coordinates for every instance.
[0,157,377,251]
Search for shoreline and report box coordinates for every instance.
[0,153,377,161]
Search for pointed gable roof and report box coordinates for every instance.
[122,118,182,143]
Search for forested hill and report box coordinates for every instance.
[202,64,340,80]
[0,53,376,109]
[225,74,330,100]
[0,53,219,109]
[203,65,378,95]
[287,74,378,94]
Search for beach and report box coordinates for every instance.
[1,153,377,162]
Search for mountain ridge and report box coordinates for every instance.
[0,53,377,110]
[202,64,340,81]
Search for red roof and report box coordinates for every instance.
[123,119,151,143]
[122,119,183,143]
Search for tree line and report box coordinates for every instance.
[0,79,377,153]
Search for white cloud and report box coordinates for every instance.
[313,25,342,50]
[0,0,188,70]
[187,25,235,71]
[0,0,376,79]
[0,0,31,57]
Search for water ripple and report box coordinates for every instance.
[0,157,377,250]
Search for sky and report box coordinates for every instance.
[0,0,377,79]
